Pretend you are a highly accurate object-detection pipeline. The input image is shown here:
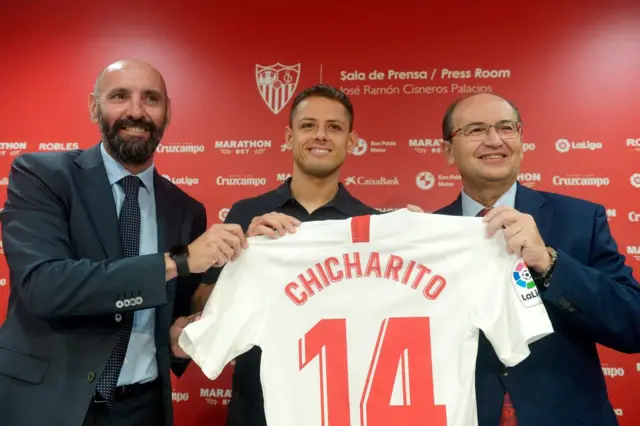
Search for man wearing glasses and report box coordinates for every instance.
[434,93,640,425]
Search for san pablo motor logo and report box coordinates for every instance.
[256,63,301,114]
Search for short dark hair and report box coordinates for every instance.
[441,94,522,141]
[289,84,354,131]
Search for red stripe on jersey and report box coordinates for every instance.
[350,215,371,243]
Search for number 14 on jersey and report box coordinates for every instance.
[298,317,448,426]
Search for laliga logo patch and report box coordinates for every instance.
[511,259,541,307]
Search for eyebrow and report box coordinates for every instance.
[299,117,345,125]
[105,87,164,99]
[461,119,515,127]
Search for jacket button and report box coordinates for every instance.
[501,366,509,376]
[87,371,96,382]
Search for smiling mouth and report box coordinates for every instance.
[308,147,331,154]
[479,154,507,160]
[120,126,149,134]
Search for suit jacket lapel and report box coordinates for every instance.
[153,172,184,333]
[436,194,463,216]
[153,172,183,254]
[436,184,552,241]
[72,145,122,258]
[514,183,553,241]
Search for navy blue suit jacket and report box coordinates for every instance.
[0,145,205,426]
[436,183,640,426]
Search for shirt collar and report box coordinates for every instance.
[460,181,517,217]
[271,177,362,216]
[99,142,155,193]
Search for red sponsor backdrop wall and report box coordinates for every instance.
[2,0,640,424]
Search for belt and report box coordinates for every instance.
[93,379,160,403]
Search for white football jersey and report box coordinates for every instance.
[179,209,554,426]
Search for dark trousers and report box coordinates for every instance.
[83,381,164,426]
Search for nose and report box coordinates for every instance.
[125,93,145,119]
[314,127,327,141]
[484,127,503,147]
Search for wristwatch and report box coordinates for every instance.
[169,245,190,277]
[534,246,558,288]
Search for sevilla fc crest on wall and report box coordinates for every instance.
[256,63,301,115]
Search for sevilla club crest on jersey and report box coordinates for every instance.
[256,63,301,115]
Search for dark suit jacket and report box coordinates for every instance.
[0,144,206,426]
[437,183,640,426]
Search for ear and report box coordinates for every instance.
[165,96,172,125]
[347,130,358,153]
[284,126,293,150]
[518,129,524,159]
[442,140,455,165]
[88,93,98,123]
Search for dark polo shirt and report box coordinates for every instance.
[204,178,379,426]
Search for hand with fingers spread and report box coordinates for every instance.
[247,212,301,238]
[188,223,248,270]
[482,205,550,273]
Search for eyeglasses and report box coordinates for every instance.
[451,121,521,142]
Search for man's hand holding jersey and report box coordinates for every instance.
[482,206,552,273]
[247,212,301,238]
[187,223,248,269]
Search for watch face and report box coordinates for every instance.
[171,245,187,257]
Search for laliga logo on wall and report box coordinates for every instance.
[256,63,301,115]
[350,138,368,156]
[630,173,640,188]
[555,139,571,153]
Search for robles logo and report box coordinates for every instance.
[39,142,79,151]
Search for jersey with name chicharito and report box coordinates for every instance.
[179,209,554,426]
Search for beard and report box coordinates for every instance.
[98,108,166,165]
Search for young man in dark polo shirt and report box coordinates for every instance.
[197,84,378,426]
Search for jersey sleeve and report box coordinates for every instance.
[471,234,554,367]
[178,244,271,380]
